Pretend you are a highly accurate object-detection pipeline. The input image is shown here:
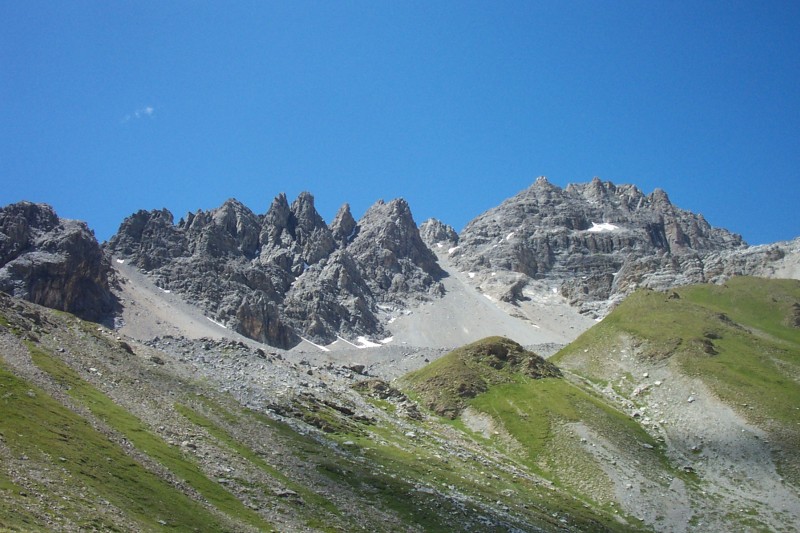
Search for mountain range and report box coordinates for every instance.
[1,178,799,532]
[3,177,797,350]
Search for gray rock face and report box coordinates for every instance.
[419,218,458,250]
[450,177,750,314]
[330,203,358,248]
[0,202,115,321]
[106,194,444,347]
[347,199,444,296]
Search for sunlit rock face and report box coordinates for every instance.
[450,177,748,315]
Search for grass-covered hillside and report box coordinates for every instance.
[0,294,638,532]
[400,337,681,530]
[554,276,800,455]
[553,276,800,531]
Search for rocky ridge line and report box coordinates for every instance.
[105,194,444,347]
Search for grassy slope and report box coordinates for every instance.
[7,277,796,531]
[25,343,274,531]
[6,303,606,532]
[554,277,800,421]
[401,336,560,418]
[400,337,654,531]
[554,276,800,481]
[0,362,238,532]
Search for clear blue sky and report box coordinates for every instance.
[2,1,798,244]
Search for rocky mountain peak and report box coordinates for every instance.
[109,209,186,270]
[258,192,335,269]
[349,198,443,281]
[533,175,551,187]
[289,191,326,232]
[287,192,335,266]
[452,178,748,315]
[648,187,672,207]
[330,203,357,247]
[176,199,262,259]
[105,194,444,346]
[419,218,458,250]
[260,193,292,247]
[0,202,115,322]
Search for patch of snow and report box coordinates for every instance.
[206,317,227,329]
[379,336,394,344]
[506,232,515,241]
[436,242,443,248]
[552,287,558,294]
[356,336,382,348]
[587,222,619,233]
[491,272,496,276]
[300,336,330,352]
[448,246,460,255]
[115,258,125,264]
[468,272,476,279]
[484,294,495,302]
[335,336,360,348]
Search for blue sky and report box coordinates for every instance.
[2,1,798,244]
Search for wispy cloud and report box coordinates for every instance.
[122,105,155,123]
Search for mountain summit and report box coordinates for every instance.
[447,177,753,315]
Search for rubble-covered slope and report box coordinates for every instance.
[2,276,799,532]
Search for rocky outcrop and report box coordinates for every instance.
[419,218,458,250]
[106,193,444,346]
[347,199,445,297]
[450,177,750,315]
[259,192,336,273]
[330,203,358,248]
[0,202,115,321]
